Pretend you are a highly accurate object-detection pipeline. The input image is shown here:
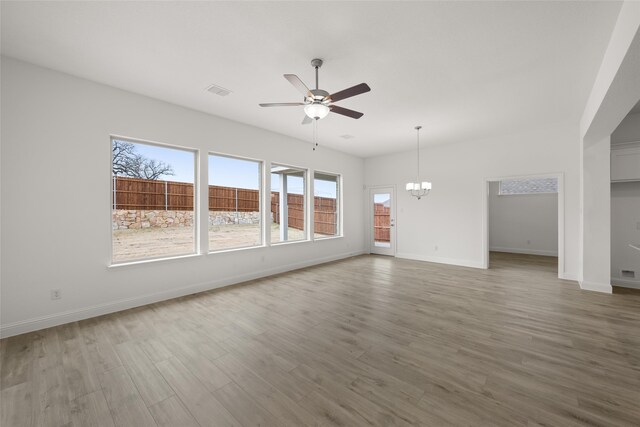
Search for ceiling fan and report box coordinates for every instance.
[259,58,371,124]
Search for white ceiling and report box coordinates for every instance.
[1,1,622,158]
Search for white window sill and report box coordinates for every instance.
[208,244,266,255]
[108,253,201,268]
[314,235,343,241]
[270,239,311,247]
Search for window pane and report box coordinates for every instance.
[373,193,391,247]
[499,178,558,195]
[209,154,262,251]
[111,138,196,263]
[271,164,306,243]
[314,172,339,237]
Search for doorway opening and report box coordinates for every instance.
[483,174,565,279]
[610,99,640,290]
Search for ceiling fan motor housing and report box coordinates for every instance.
[308,89,330,103]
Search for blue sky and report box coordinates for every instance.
[312,178,336,198]
[116,140,336,198]
[132,142,195,183]
[374,194,390,204]
[210,155,260,189]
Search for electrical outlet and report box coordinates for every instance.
[51,289,62,300]
[434,245,438,251]
[527,240,531,245]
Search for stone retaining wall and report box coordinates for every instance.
[209,211,261,226]
[112,210,194,230]
[112,209,261,230]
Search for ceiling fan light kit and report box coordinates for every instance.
[407,126,432,200]
[304,103,330,120]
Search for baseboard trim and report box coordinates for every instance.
[579,280,613,293]
[0,250,366,338]
[560,273,578,281]
[490,247,558,257]
[611,277,640,289]
[396,252,484,269]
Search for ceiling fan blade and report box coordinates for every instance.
[330,105,364,119]
[259,102,305,107]
[284,74,311,97]
[302,115,313,125]
[329,83,371,103]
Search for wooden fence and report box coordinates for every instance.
[314,197,338,235]
[209,185,260,212]
[113,176,194,210]
[270,193,337,235]
[112,176,337,235]
[374,202,390,242]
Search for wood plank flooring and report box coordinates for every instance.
[2,253,639,426]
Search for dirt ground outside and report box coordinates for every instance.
[112,224,332,262]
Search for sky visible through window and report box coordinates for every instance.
[271,174,305,196]
[119,140,336,198]
[123,141,195,183]
[374,194,390,205]
[313,178,337,199]
[209,155,259,189]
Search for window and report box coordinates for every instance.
[499,178,558,195]
[209,154,262,251]
[111,138,197,263]
[314,172,340,238]
[271,164,307,243]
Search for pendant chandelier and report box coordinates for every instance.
[406,125,432,199]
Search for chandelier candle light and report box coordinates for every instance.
[406,125,432,199]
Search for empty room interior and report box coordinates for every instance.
[1,2,640,426]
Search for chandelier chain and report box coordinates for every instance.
[416,126,421,180]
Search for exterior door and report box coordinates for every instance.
[370,187,395,256]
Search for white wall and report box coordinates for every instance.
[488,182,558,256]
[578,1,640,293]
[581,137,612,292]
[0,57,366,337]
[611,181,640,288]
[580,1,640,146]
[364,123,579,278]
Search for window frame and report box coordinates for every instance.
[207,151,264,254]
[270,162,309,245]
[109,135,199,266]
[313,170,343,240]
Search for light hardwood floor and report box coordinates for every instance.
[2,253,639,426]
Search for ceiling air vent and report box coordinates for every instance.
[206,84,232,97]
